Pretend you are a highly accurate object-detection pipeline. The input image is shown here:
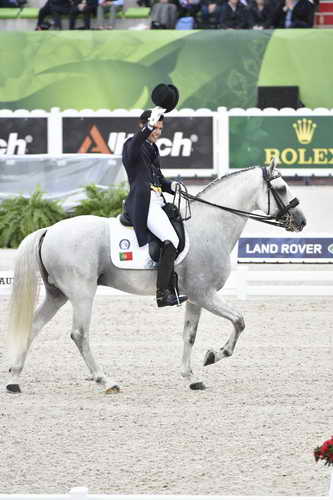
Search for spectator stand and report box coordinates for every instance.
[0,0,150,29]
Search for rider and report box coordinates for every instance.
[122,106,188,308]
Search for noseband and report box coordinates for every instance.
[262,167,299,220]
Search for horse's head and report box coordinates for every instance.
[257,159,306,232]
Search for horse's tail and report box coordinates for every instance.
[7,228,47,364]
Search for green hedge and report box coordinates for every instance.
[0,184,128,248]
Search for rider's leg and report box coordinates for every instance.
[156,240,187,307]
[147,192,187,307]
[146,191,179,247]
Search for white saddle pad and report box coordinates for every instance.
[109,216,189,269]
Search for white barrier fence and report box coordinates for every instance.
[1,480,333,500]
[1,268,333,299]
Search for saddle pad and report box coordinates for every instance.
[109,216,189,269]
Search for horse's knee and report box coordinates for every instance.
[234,314,245,332]
[71,329,84,348]
[184,319,198,345]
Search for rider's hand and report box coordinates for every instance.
[148,106,166,128]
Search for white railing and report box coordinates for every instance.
[1,480,333,500]
[1,268,333,299]
[227,268,333,299]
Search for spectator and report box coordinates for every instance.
[219,0,250,28]
[177,0,200,18]
[96,0,123,28]
[137,0,150,7]
[271,0,315,27]
[248,0,274,27]
[49,0,73,28]
[69,0,98,28]
[150,0,178,28]
[0,0,26,7]
[200,0,223,27]
[35,0,53,29]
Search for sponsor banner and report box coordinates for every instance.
[238,236,333,262]
[62,117,213,170]
[0,271,14,295]
[229,116,333,172]
[0,118,47,155]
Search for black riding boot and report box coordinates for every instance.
[156,240,188,308]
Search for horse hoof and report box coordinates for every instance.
[6,384,21,394]
[105,385,120,394]
[189,382,206,390]
[203,350,216,366]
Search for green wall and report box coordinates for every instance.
[0,29,331,111]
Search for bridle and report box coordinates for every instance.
[176,167,300,230]
[262,167,299,224]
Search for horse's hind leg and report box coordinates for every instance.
[199,292,245,367]
[181,301,205,390]
[69,291,120,394]
[7,288,67,393]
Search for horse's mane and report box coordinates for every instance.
[197,166,257,197]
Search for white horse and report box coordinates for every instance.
[6,162,306,394]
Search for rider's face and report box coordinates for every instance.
[148,121,163,143]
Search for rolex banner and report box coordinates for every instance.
[229,116,333,170]
[62,116,213,170]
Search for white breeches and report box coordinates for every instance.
[147,191,179,249]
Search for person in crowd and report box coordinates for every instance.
[48,0,74,28]
[0,0,26,6]
[219,0,250,28]
[35,0,53,29]
[122,107,187,308]
[177,0,201,20]
[68,0,98,28]
[96,0,123,28]
[137,0,151,7]
[150,0,178,28]
[199,0,223,27]
[271,0,315,27]
[248,0,274,28]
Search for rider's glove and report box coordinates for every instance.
[148,106,166,128]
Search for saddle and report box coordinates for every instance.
[119,202,186,263]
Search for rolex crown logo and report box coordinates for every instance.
[293,118,317,144]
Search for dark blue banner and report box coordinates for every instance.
[238,237,333,262]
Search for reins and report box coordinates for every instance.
[175,167,300,229]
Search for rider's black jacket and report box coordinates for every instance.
[122,125,173,247]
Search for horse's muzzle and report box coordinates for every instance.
[285,211,307,232]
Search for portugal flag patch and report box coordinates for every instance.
[119,251,133,261]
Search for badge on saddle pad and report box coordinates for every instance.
[109,217,189,270]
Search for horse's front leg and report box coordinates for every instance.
[181,301,206,390]
[199,292,245,367]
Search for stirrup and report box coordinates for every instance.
[156,289,187,308]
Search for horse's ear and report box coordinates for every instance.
[268,157,279,176]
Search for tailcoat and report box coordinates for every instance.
[122,125,174,247]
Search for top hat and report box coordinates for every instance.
[151,84,179,113]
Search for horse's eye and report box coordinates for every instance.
[275,185,287,196]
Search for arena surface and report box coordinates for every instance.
[0,291,332,496]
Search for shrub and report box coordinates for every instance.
[71,184,128,218]
[0,187,68,248]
